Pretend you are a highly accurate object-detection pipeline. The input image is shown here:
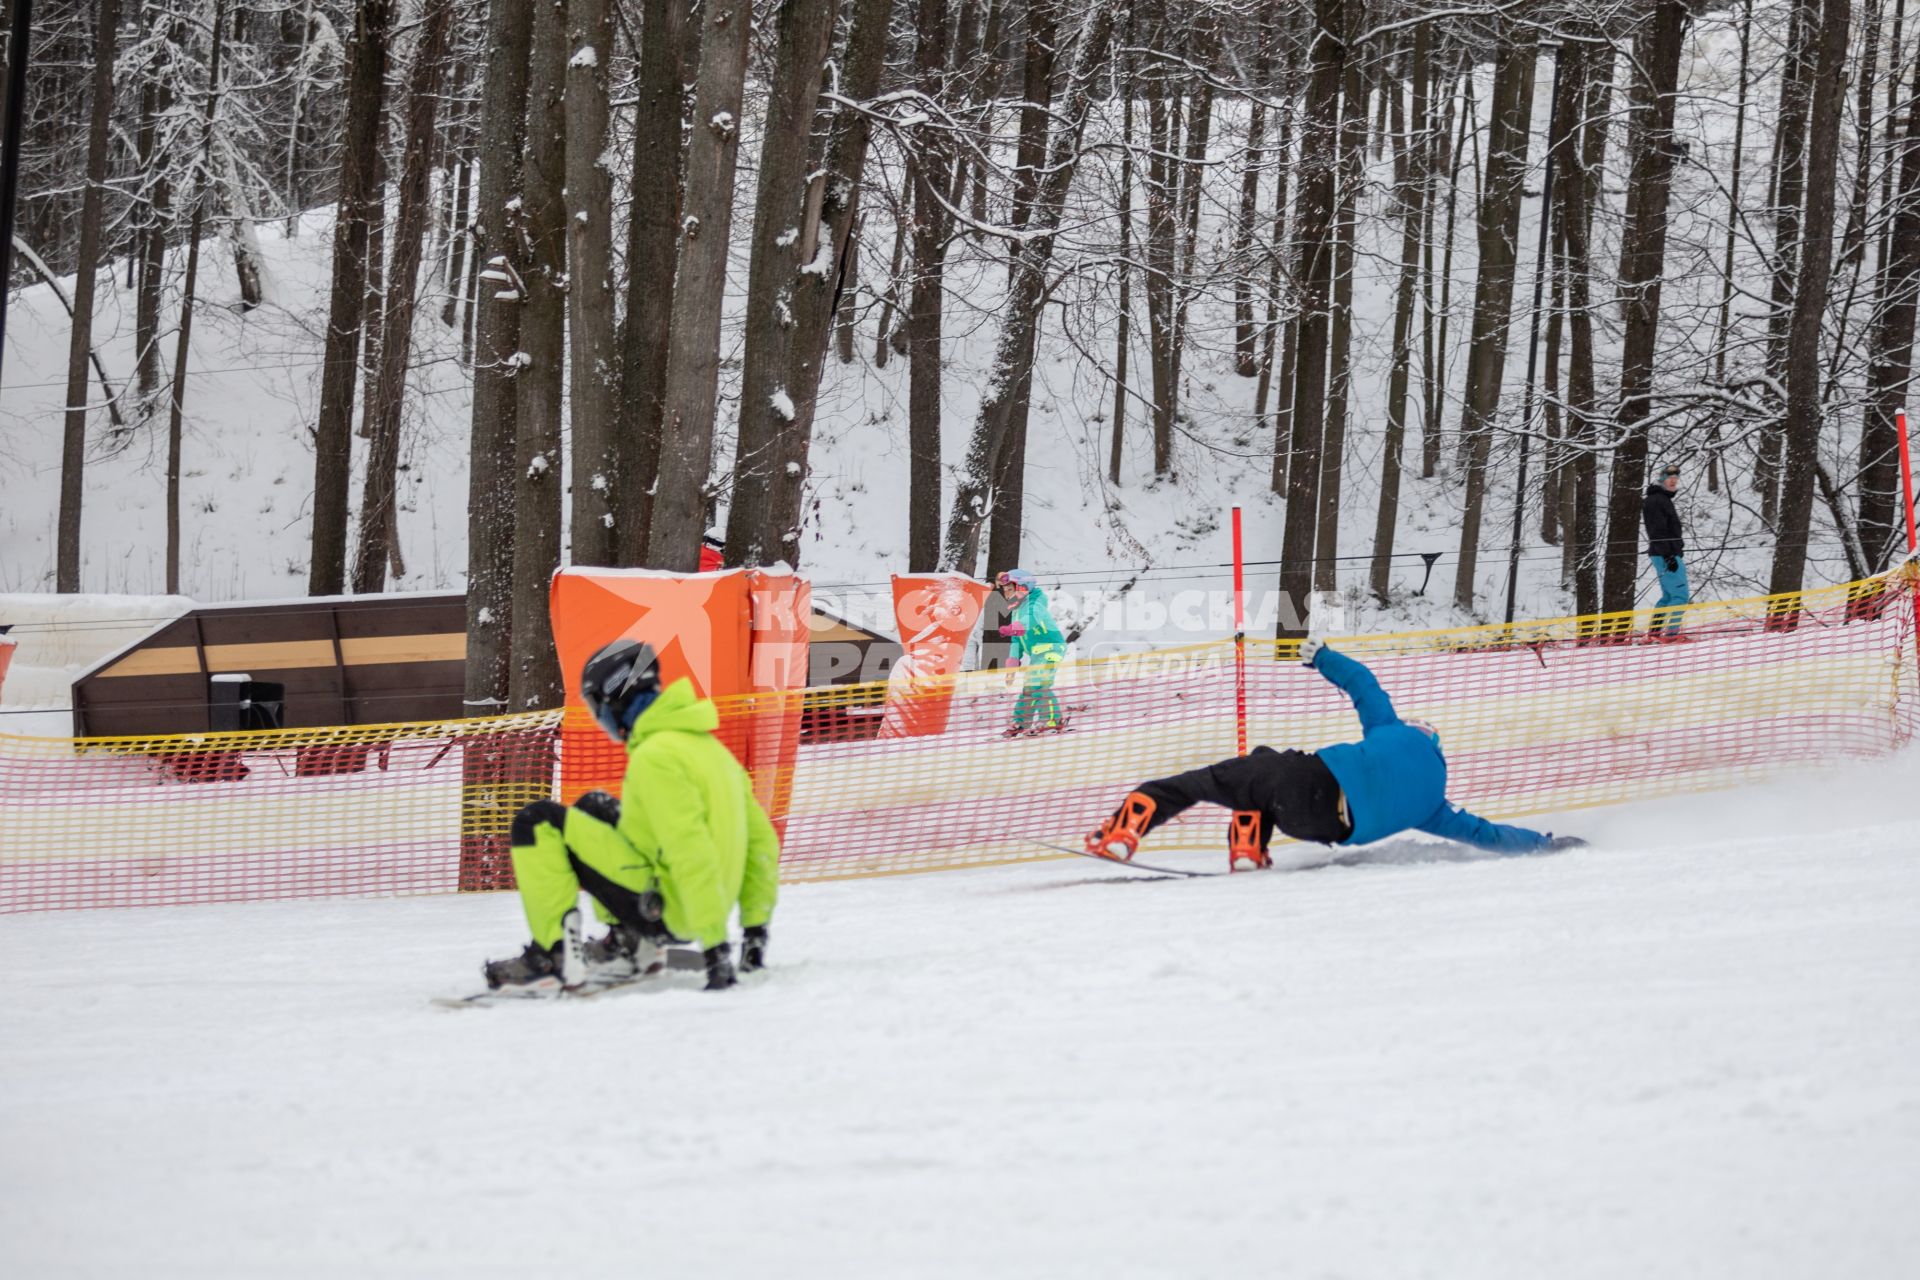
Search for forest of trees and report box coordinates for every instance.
[4,0,1914,709]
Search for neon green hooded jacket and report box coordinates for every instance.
[567,677,780,948]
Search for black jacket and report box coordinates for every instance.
[1643,484,1684,559]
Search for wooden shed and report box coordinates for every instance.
[72,593,467,737]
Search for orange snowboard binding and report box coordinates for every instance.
[1228,810,1271,871]
[1086,792,1157,862]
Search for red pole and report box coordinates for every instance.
[1898,410,1920,688]
[1232,505,1247,757]
[1899,409,1918,554]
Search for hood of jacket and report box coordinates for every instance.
[1645,483,1672,501]
[627,676,720,739]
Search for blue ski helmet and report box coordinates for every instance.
[996,568,1037,592]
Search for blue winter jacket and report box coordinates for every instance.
[1310,647,1552,854]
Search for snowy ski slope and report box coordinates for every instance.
[3,756,1917,1278]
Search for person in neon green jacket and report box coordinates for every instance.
[995,569,1068,735]
[483,640,780,993]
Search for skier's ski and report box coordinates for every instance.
[1028,839,1224,878]
[434,948,706,1008]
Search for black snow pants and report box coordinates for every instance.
[1134,747,1354,848]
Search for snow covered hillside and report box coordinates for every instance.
[3,758,1917,1278]
[0,3,1854,690]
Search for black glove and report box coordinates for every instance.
[740,925,769,973]
[703,943,737,991]
[1663,555,1679,573]
[1545,834,1588,852]
[574,789,621,825]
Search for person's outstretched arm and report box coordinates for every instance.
[1306,644,1400,732]
[1417,802,1579,855]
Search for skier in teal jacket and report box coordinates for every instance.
[995,569,1068,735]
[1087,642,1586,863]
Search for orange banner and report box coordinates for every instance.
[879,574,991,738]
[0,638,12,703]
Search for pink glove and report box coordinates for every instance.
[998,623,1026,637]
[1006,656,1022,669]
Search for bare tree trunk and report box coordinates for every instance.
[165,0,229,597]
[358,134,389,442]
[1110,53,1134,485]
[1370,20,1428,603]
[1539,37,1586,550]
[351,0,453,594]
[1708,0,1755,496]
[1862,51,1920,569]
[134,29,168,409]
[985,0,1057,563]
[1233,31,1270,376]
[1425,63,1468,479]
[1277,0,1345,629]
[770,0,895,563]
[645,0,753,569]
[1600,0,1690,614]
[1142,43,1180,478]
[57,0,119,593]
[939,4,1115,569]
[463,0,533,716]
[1167,23,1215,478]
[309,0,393,594]
[1770,0,1855,598]
[441,156,471,331]
[1261,61,1295,486]
[509,0,569,707]
[724,0,841,567]
[986,384,1029,580]
[1417,58,1449,484]
[1564,42,1611,617]
[1316,22,1364,596]
[565,0,620,566]
[615,0,693,565]
[1541,221,1565,546]
[1451,28,1537,613]
[905,0,953,572]
[834,222,858,363]
[1758,0,1819,520]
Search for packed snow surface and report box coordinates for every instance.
[3,761,1918,1278]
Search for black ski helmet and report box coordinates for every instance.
[581,639,662,742]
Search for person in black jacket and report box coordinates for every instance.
[1643,462,1689,637]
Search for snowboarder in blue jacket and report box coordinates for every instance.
[1086,641,1586,862]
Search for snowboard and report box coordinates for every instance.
[1028,838,1226,878]
[433,947,706,1009]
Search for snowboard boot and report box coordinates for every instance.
[582,921,664,980]
[1228,809,1271,871]
[1085,791,1156,861]
[483,909,586,991]
[703,942,738,991]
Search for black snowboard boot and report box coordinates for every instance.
[483,910,585,990]
[703,942,737,991]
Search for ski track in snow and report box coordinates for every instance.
[3,760,1918,1278]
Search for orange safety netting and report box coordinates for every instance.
[773,576,1920,878]
[2,576,1916,913]
[0,712,561,913]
